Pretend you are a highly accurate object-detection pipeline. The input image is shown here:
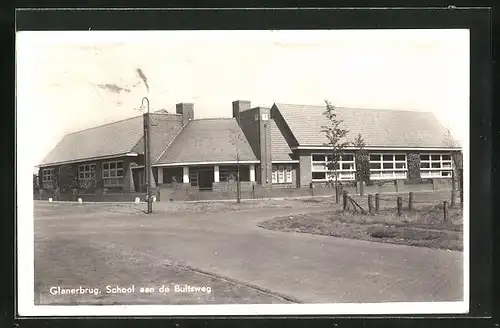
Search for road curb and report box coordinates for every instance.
[178,264,303,304]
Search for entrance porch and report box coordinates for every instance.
[157,164,256,191]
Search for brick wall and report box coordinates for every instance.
[38,156,142,195]
[212,181,257,192]
[238,108,260,161]
[259,108,273,186]
[238,106,273,186]
[298,151,312,187]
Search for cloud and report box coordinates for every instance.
[97,83,131,93]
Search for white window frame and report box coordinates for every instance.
[311,153,356,182]
[42,168,53,182]
[272,164,293,184]
[420,153,453,178]
[102,160,125,187]
[78,163,96,188]
[41,168,54,189]
[369,153,407,180]
[78,163,96,180]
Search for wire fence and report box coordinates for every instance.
[343,189,462,221]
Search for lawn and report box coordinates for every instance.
[34,196,330,218]
[258,201,463,251]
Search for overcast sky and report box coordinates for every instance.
[17,29,469,170]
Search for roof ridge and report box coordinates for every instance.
[192,117,235,121]
[153,120,190,164]
[275,103,435,114]
[65,115,143,136]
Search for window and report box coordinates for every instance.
[312,172,326,180]
[311,153,356,181]
[42,168,54,189]
[286,166,292,182]
[420,153,453,178]
[219,166,239,182]
[102,161,124,187]
[42,168,53,182]
[369,153,407,180]
[272,165,293,184]
[78,164,96,188]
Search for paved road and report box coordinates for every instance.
[35,203,463,303]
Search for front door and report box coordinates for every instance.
[132,168,144,192]
[198,171,213,191]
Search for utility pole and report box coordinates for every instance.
[141,97,153,214]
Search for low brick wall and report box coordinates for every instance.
[35,178,454,202]
[212,181,257,192]
[34,192,149,202]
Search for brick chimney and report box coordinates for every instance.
[232,100,251,124]
[176,103,194,126]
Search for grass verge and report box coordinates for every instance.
[258,204,463,251]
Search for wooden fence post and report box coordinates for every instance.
[397,197,403,216]
[375,193,380,213]
[408,192,414,211]
[443,201,448,222]
[459,169,464,204]
[368,194,374,214]
[343,191,348,211]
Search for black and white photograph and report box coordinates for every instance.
[16,28,469,316]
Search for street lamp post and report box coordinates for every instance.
[141,97,153,214]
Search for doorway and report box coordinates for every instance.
[132,168,144,192]
[189,166,214,191]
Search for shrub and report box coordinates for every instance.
[355,149,370,183]
[407,152,421,181]
[369,226,398,239]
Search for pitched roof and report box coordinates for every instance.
[156,118,259,164]
[40,116,144,166]
[131,114,184,164]
[270,119,294,161]
[274,103,460,148]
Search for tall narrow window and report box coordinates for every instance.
[285,166,292,182]
[272,165,278,184]
[41,168,54,189]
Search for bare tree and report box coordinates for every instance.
[443,128,463,203]
[352,133,369,194]
[229,128,244,203]
[321,100,350,203]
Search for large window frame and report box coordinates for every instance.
[78,163,96,188]
[102,160,125,187]
[311,153,356,182]
[42,168,53,182]
[420,153,453,178]
[369,153,407,180]
[41,168,54,189]
[272,164,293,184]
